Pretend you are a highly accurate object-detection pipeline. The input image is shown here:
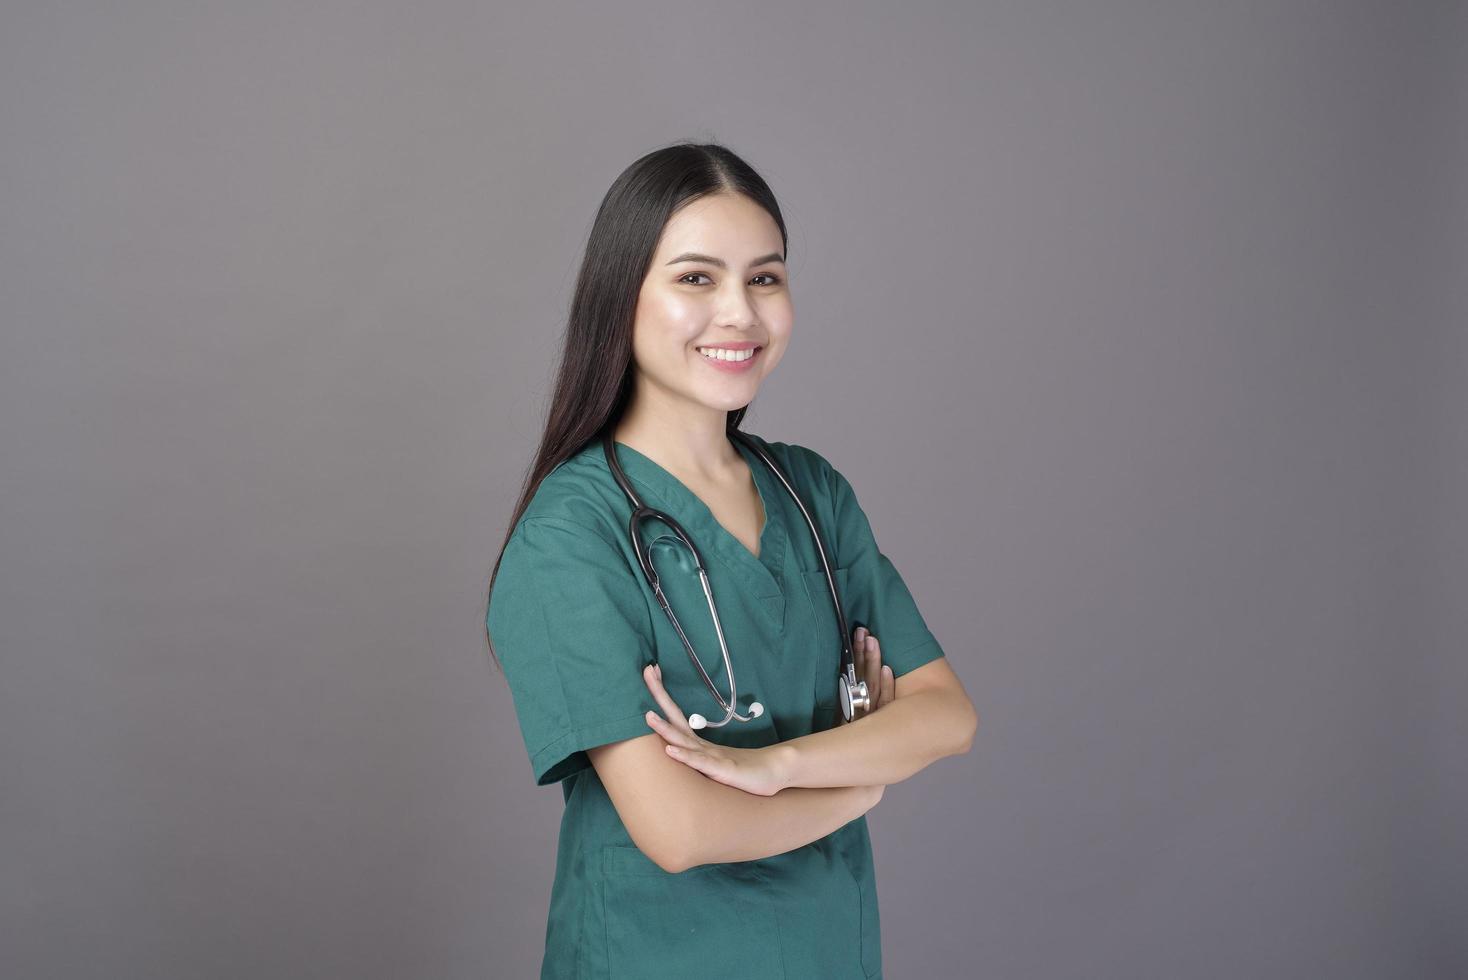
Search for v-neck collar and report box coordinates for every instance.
[606,436,789,614]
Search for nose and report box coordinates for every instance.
[714,281,762,330]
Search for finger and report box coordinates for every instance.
[865,635,881,711]
[665,744,721,782]
[881,662,896,707]
[643,663,697,736]
[644,705,701,749]
[666,746,748,793]
[643,663,695,735]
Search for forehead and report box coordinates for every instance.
[654,193,783,259]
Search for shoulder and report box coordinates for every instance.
[741,432,855,506]
[510,440,629,547]
[739,431,839,489]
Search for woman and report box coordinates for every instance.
[485,141,978,979]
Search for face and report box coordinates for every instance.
[628,192,793,420]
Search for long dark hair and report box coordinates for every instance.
[483,141,789,670]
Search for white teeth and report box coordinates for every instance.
[697,346,757,362]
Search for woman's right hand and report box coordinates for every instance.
[839,625,896,724]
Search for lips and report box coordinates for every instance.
[694,341,762,351]
[696,344,762,373]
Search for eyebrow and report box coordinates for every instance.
[664,251,786,269]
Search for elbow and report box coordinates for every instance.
[623,814,696,875]
[643,807,702,874]
[953,708,979,755]
[657,833,704,874]
[640,825,698,874]
[654,850,691,875]
[630,835,690,875]
[655,814,701,873]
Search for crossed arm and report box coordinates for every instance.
[588,632,978,872]
[769,654,978,788]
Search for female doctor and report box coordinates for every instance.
[485,141,978,980]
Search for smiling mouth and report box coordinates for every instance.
[695,345,762,363]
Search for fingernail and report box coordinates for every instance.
[655,664,662,678]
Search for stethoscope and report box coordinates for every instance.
[602,428,871,729]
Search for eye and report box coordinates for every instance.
[678,272,784,286]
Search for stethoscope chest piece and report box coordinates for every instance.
[839,664,871,723]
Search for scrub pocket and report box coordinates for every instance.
[599,844,783,979]
[800,566,853,717]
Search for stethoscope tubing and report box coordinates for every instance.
[601,428,864,727]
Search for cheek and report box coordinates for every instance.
[635,296,704,351]
[646,289,702,326]
[757,298,794,340]
[660,296,704,334]
[757,344,786,373]
[766,313,793,341]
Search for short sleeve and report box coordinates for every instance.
[487,517,659,786]
[824,462,947,679]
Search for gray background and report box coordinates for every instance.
[2,2,1463,977]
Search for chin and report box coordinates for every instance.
[692,387,758,412]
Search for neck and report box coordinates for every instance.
[613,383,742,482]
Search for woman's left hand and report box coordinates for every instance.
[641,663,790,797]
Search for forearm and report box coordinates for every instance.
[676,779,882,872]
[776,689,977,789]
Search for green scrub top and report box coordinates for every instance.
[487,430,946,980]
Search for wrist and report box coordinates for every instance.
[772,741,802,790]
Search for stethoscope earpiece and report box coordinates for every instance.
[689,696,760,731]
